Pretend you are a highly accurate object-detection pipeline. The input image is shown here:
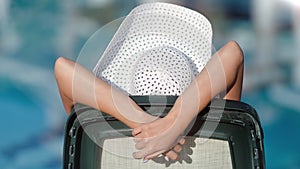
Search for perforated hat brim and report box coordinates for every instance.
[93,2,213,95]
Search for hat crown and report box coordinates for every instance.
[93,2,213,95]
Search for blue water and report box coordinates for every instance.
[243,87,300,169]
[0,78,64,169]
[1,0,300,169]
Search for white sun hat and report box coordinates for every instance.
[93,2,213,95]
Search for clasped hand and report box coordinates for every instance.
[132,115,185,161]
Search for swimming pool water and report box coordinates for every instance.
[0,79,64,169]
[243,86,300,169]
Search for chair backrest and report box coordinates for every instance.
[92,2,212,95]
[63,97,266,169]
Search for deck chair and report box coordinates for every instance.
[62,2,266,169]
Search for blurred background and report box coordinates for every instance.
[0,0,299,168]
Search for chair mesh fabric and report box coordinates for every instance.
[101,137,232,169]
[92,2,212,95]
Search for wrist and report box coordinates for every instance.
[133,109,157,124]
[164,108,185,133]
[165,97,183,122]
[165,97,197,134]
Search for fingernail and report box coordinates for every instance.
[143,158,149,163]
[164,156,169,161]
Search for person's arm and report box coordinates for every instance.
[132,40,244,160]
[54,57,184,160]
[54,57,156,128]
